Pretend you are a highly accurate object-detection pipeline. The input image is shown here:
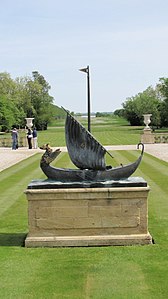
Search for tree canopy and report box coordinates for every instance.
[156,78,168,127]
[0,71,56,131]
[1,72,168,131]
[121,82,168,128]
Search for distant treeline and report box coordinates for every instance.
[1,71,168,131]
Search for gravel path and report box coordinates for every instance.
[0,144,168,172]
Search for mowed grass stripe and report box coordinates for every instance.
[106,150,137,167]
[0,154,42,187]
[125,151,168,194]
[129,150,168,177]
[0,246,149,299]
[0,155,43,216]
[132,152,168,233]
[0,194,28,234]
[52,152,77,169]
[0,153,75,218]
[0,149,168,297]
[0,153,71,233]
[121,150,168,198]
[0,151,67,193]
[0,154,43,191]
[121,150,168,244]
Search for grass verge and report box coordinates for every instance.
[0,150,168,298]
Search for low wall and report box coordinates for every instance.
[0,136,27,147]
[155,133,168,143]
[141,131,168,144]
[25,178,152,247]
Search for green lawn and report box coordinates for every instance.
[0,148,168,298]
[38,116,143,146]
[1,114,168,148]
[0,115,143,147]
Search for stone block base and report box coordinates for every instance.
[25,179,152,247]
[141,129,155,144]
[25,233,152,247]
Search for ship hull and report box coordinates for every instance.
[40,152,142,182]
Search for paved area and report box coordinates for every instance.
[0,146,67,172]
[0,144,168,172]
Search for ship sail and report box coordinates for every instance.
[65,111,109,170]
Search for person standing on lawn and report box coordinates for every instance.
[32,127,38,149]
[27,128,33,149]
[11,128,18,150]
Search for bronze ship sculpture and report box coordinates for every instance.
[40,109,144,182]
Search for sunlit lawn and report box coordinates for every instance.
[0,150,168,298]
[37,116,143,147]
[0,116,168,298]
[0,115,143,147]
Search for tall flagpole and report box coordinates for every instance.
[79,65,91,132]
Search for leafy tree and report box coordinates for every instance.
[0,71,57,131]
[0,96,21,131]
[156,78,168,127]
[32,71,51,93]
[0,73,26,130]
[113,109,125,118]
[0,72,16,97]
[122,86,161,127]
[15,75,35,120]
[15,71,54,130]
[122,98,141,125]
[26,71,54,130]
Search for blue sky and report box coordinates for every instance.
[1,0,168,112]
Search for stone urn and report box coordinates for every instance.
[25,118,34,129]
[143,114,152,130]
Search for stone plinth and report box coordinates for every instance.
[25,178,152,247]
[141,129,155,144]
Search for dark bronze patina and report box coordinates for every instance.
[40,110,144,183]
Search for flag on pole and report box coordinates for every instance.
[79,67,88,73]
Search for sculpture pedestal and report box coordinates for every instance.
[25,178,152,247]
[141,129,155,144]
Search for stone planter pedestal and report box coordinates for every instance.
[141,114,155,144]
[25,178,152,247]
[141,130,155,144]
